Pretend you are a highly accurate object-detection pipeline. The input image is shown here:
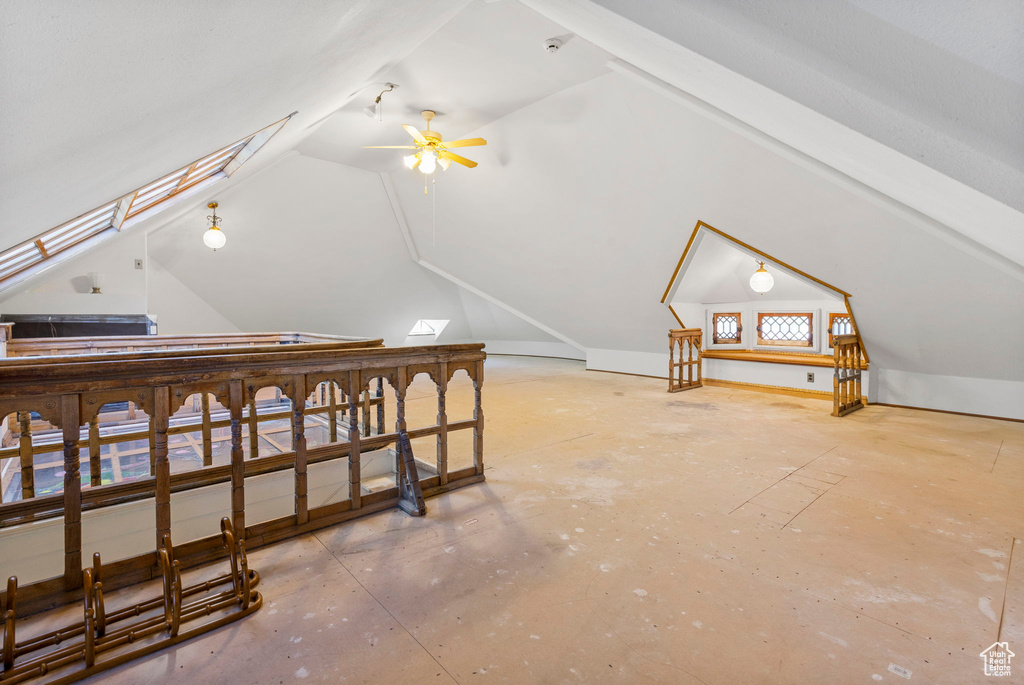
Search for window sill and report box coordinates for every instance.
[701,349,868,369]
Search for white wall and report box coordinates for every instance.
[0,230,148,316]
[389,70,1023,419]
[147,260,240,334]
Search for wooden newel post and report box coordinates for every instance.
[436,363,449,486]
[832,334,865,417]
[293,375,308,525]
[473,360,484,476]
[395,367,408,486]
[18,412,33,500]
[228,380,246,535]
[668,329,703,392]
[153,387,171,552]
[61,394,83,590]
[348,371,362,510]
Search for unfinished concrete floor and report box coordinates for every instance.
[77,356,1022,684]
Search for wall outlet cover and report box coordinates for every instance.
[807,372,814,382]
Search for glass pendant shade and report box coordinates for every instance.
[403,154,418,169]
[418,150,437,174]
[749,262,774,294]
[203,227,226,250]
[437,156,451,171]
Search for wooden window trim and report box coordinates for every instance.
[756,312,814,348]
[712,312,742,345]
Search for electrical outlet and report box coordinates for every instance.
[806,372,815,383]
[134,259,144,270]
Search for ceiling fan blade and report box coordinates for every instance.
[442,138,487,148]
[402,124,428,144]
[362,145,419,148]
[438,150,478,168]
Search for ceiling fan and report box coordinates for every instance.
[364,110,486,174]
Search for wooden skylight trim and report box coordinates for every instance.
[0,114,293,291]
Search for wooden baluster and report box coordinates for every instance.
[362,388,371,437]
[328,381,338,443]
[696,333,703,386]
[293,375,308,525]
[395,367,408,486]
[88,418,101,487]
[376,377,385,434]
[201,393,213,467]
[247,396,259,460]
[833,342,841,416]
[668,334,676,391]
[61,394,83,590]
[854,343,862,406]
[18,412,33,499]
[348,372,362,509]
[153,387,171,552]
[473,360,485,476]
[437,363,449,486]
[148,416,156,476]
[229,380,246,535]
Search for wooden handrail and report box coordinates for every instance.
[0,340,486,616]
[4,331,375,358]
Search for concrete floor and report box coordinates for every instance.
[66,356,1024,683]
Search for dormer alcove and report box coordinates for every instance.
[662,221,868,399]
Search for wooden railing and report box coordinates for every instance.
[0,340,485,615]
[832,334,864,416]
[668,328,703,392]
[3,330,371,358]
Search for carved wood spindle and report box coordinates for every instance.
[228,380,246,534]
[668,334,676,391]
[376,377,385,433]
[61,394,83,590]
[88,418,101,487]
[247,396,259,460]
[328,381,338,443]
[293,375,308,525]
[347,371,362,509]
[473,360,485,476]
[436,363,449,486]
[18,412,33,499]
[200,393,213,467]
[395,368,408,487]
[148,415,156,477]
[154,387,171,552]
[362,388,371,437]
[854,343,862,404]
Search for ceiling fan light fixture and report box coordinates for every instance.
[403,153,419,169]
[437,155,451,171]
[418,149,437,174]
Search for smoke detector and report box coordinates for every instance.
[543,37,563,53]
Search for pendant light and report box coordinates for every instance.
[749,261,774,294]
[203,202,226,250]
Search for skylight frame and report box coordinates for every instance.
[0,114,293,290]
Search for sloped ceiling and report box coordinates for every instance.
[0,0,472,247]
[671,233,840,305]
[591,0,1024,213]
[2,0,1022,397]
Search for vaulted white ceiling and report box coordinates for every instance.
[1,0,1022,416]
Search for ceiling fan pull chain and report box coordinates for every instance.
[432,177,437,248]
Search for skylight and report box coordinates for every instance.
[0,114,292,290]
[408,319,450,337]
